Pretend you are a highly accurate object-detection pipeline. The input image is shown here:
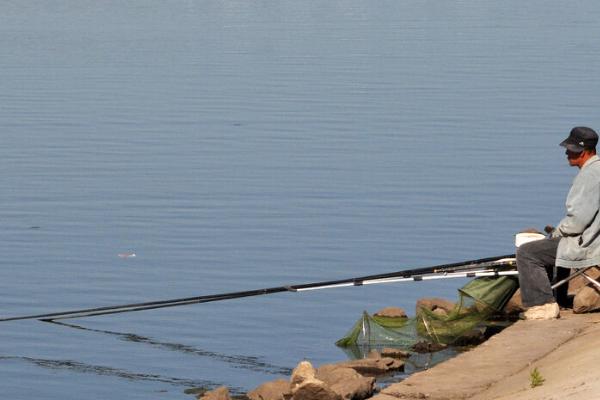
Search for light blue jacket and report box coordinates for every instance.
[554,155,600,268]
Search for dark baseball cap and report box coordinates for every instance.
[560,126,598,152]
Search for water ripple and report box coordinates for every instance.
[0,355,235,392]
[48,321,292,376]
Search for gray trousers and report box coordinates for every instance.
[516,237,569,307]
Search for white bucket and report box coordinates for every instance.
[515,232,546,247]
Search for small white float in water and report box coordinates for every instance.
[118,252,136,259]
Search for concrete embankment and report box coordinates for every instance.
[372,311,600,400]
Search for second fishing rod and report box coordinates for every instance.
[0,253,516,323]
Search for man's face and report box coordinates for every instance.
[566,149,585,167]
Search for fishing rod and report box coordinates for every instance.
[0,254,516,323]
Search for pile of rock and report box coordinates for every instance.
[198,352,406,400]
[502,267,600,315]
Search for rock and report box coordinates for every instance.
[199,386,231,400]
[380,347,411,359]
[451,329,486,346]
[291,378,341,400]
[185,387,209,396]
[432,308,448,317]
[569,267,600,295]
[573,285,600,313]
[411,341,447,353]
[290,361,316,389]
[247,379,290,400]
[416,298,455,315]
[331,357,404,376]
[366,347,409,360]
[316,364,375,400]
[503,289,524,314]
[366,349,381,359]
[374,307,408,318]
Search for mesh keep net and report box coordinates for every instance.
[336,276,518,352]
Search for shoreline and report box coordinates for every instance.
[197,308,600,400]
[372,310,600,400]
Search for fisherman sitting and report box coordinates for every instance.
[517,127,600,320]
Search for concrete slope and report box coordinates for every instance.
[469,314,600,400]
[371,312,599,400]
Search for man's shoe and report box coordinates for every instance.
[523,302,560,320]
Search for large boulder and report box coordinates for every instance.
[247,379,290,400]
[199,386,231,400]
[291,378,341,400]
[573,285,600,313]
[316,365,375,400]
[373,307,407,318]
[415,298,455,315]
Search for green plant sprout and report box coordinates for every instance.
[530,367,545,388]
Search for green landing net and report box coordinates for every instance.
[335,276,518,349]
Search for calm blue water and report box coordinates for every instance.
[2,1,600,398]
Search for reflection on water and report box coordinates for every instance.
[47,320,292,376]
[0,355,230,391]
[339,343,460,381]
